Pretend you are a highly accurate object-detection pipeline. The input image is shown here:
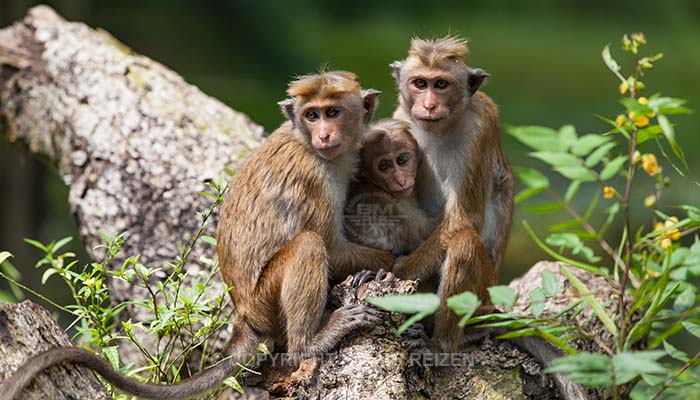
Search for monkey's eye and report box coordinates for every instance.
[378,159,392,171]
[326,107,341,118]
[305,110,320,121]
[412,79,427,89]
[396,153,410,166]
[435,79,449,89]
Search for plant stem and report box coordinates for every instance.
[651,350,700,400]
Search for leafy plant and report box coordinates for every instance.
[369,33,700,399]
[0,172,252,399]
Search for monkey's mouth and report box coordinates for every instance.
[416,116,445,123]
[316,143,343,159]
[392,186,414,198]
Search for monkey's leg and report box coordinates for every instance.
[270,231,380,360]
[433,227,496,352]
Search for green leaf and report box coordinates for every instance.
[613,351,667,385]
[547,352,612,387]
[673,286,695,312]
[585,142,617,168]
[542,270,560,298]
[530,287,545,317]
[549,219,582,233]
[513,167,549,203]
[507,125,563,151]
[201,235,217,246]
[561,266,617,336]
[553,165,597,182]
[530,151,580,167]
[53,236,73,253]
[102,346,120,370]
[636,125,663,145]
[663,340,689,362]
[522,221,606,275]
[681,321,700,338]
[572,135,612,157]
[367,293,439,314]
[513,167,549,189]
[559,125,578,149]
[488,286,518,311]
[602,45,621,74]
[564,181,581,203]
[0,252,13,265]
[41,268,59,285]
[23,238,48,253]
[223,376,245,395]
[523,203,565,213]
[657,114,688,169]
[447,291,481,327]
[599,156,628,180]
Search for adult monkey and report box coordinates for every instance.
[1,71,393,400]
[390,36,513,351]
[390,36,588,400]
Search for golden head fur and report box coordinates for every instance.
[408,35,469,67]
[287,71,361,100]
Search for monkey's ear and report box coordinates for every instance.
[467,68,490,95]
[361,89,381,124]
[389,60,403,80]
[278,98,296,124]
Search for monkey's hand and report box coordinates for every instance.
[391,255,411,278]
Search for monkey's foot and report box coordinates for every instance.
[401,322,428,352]
[351,268,387,288]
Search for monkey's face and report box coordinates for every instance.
[363,131,419,198]
[395,60,489,131]
[297,96,362,160]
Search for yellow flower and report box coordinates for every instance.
[634,115,650,128]
[638,97,649,105]
[641,153,660,175]
[603,186,615,199]
[619,81,629,94]
[645,267,661,278]
[660,238,672,249]
[665,217,681,241]
[628,111,636,119]
[615,114,626,127]
[644,195,656,208]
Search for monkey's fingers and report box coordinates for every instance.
[337,304,383,329]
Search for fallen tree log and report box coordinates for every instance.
[0,6,613,399]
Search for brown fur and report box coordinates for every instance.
[408,36,469,67]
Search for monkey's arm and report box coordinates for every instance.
[330,241,395,282]
[391,219,446,281]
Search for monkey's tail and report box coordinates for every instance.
[0,320,260,400]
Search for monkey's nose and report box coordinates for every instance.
[423,103,436,111]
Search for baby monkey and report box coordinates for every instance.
[345,119,436,257]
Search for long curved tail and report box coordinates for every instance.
[1,321,259,400]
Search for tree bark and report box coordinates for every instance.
[0,6,612,399]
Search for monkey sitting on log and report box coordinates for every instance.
[1,71,394,400]
[390,35,588,400]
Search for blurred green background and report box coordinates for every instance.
[1,1,699,315]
